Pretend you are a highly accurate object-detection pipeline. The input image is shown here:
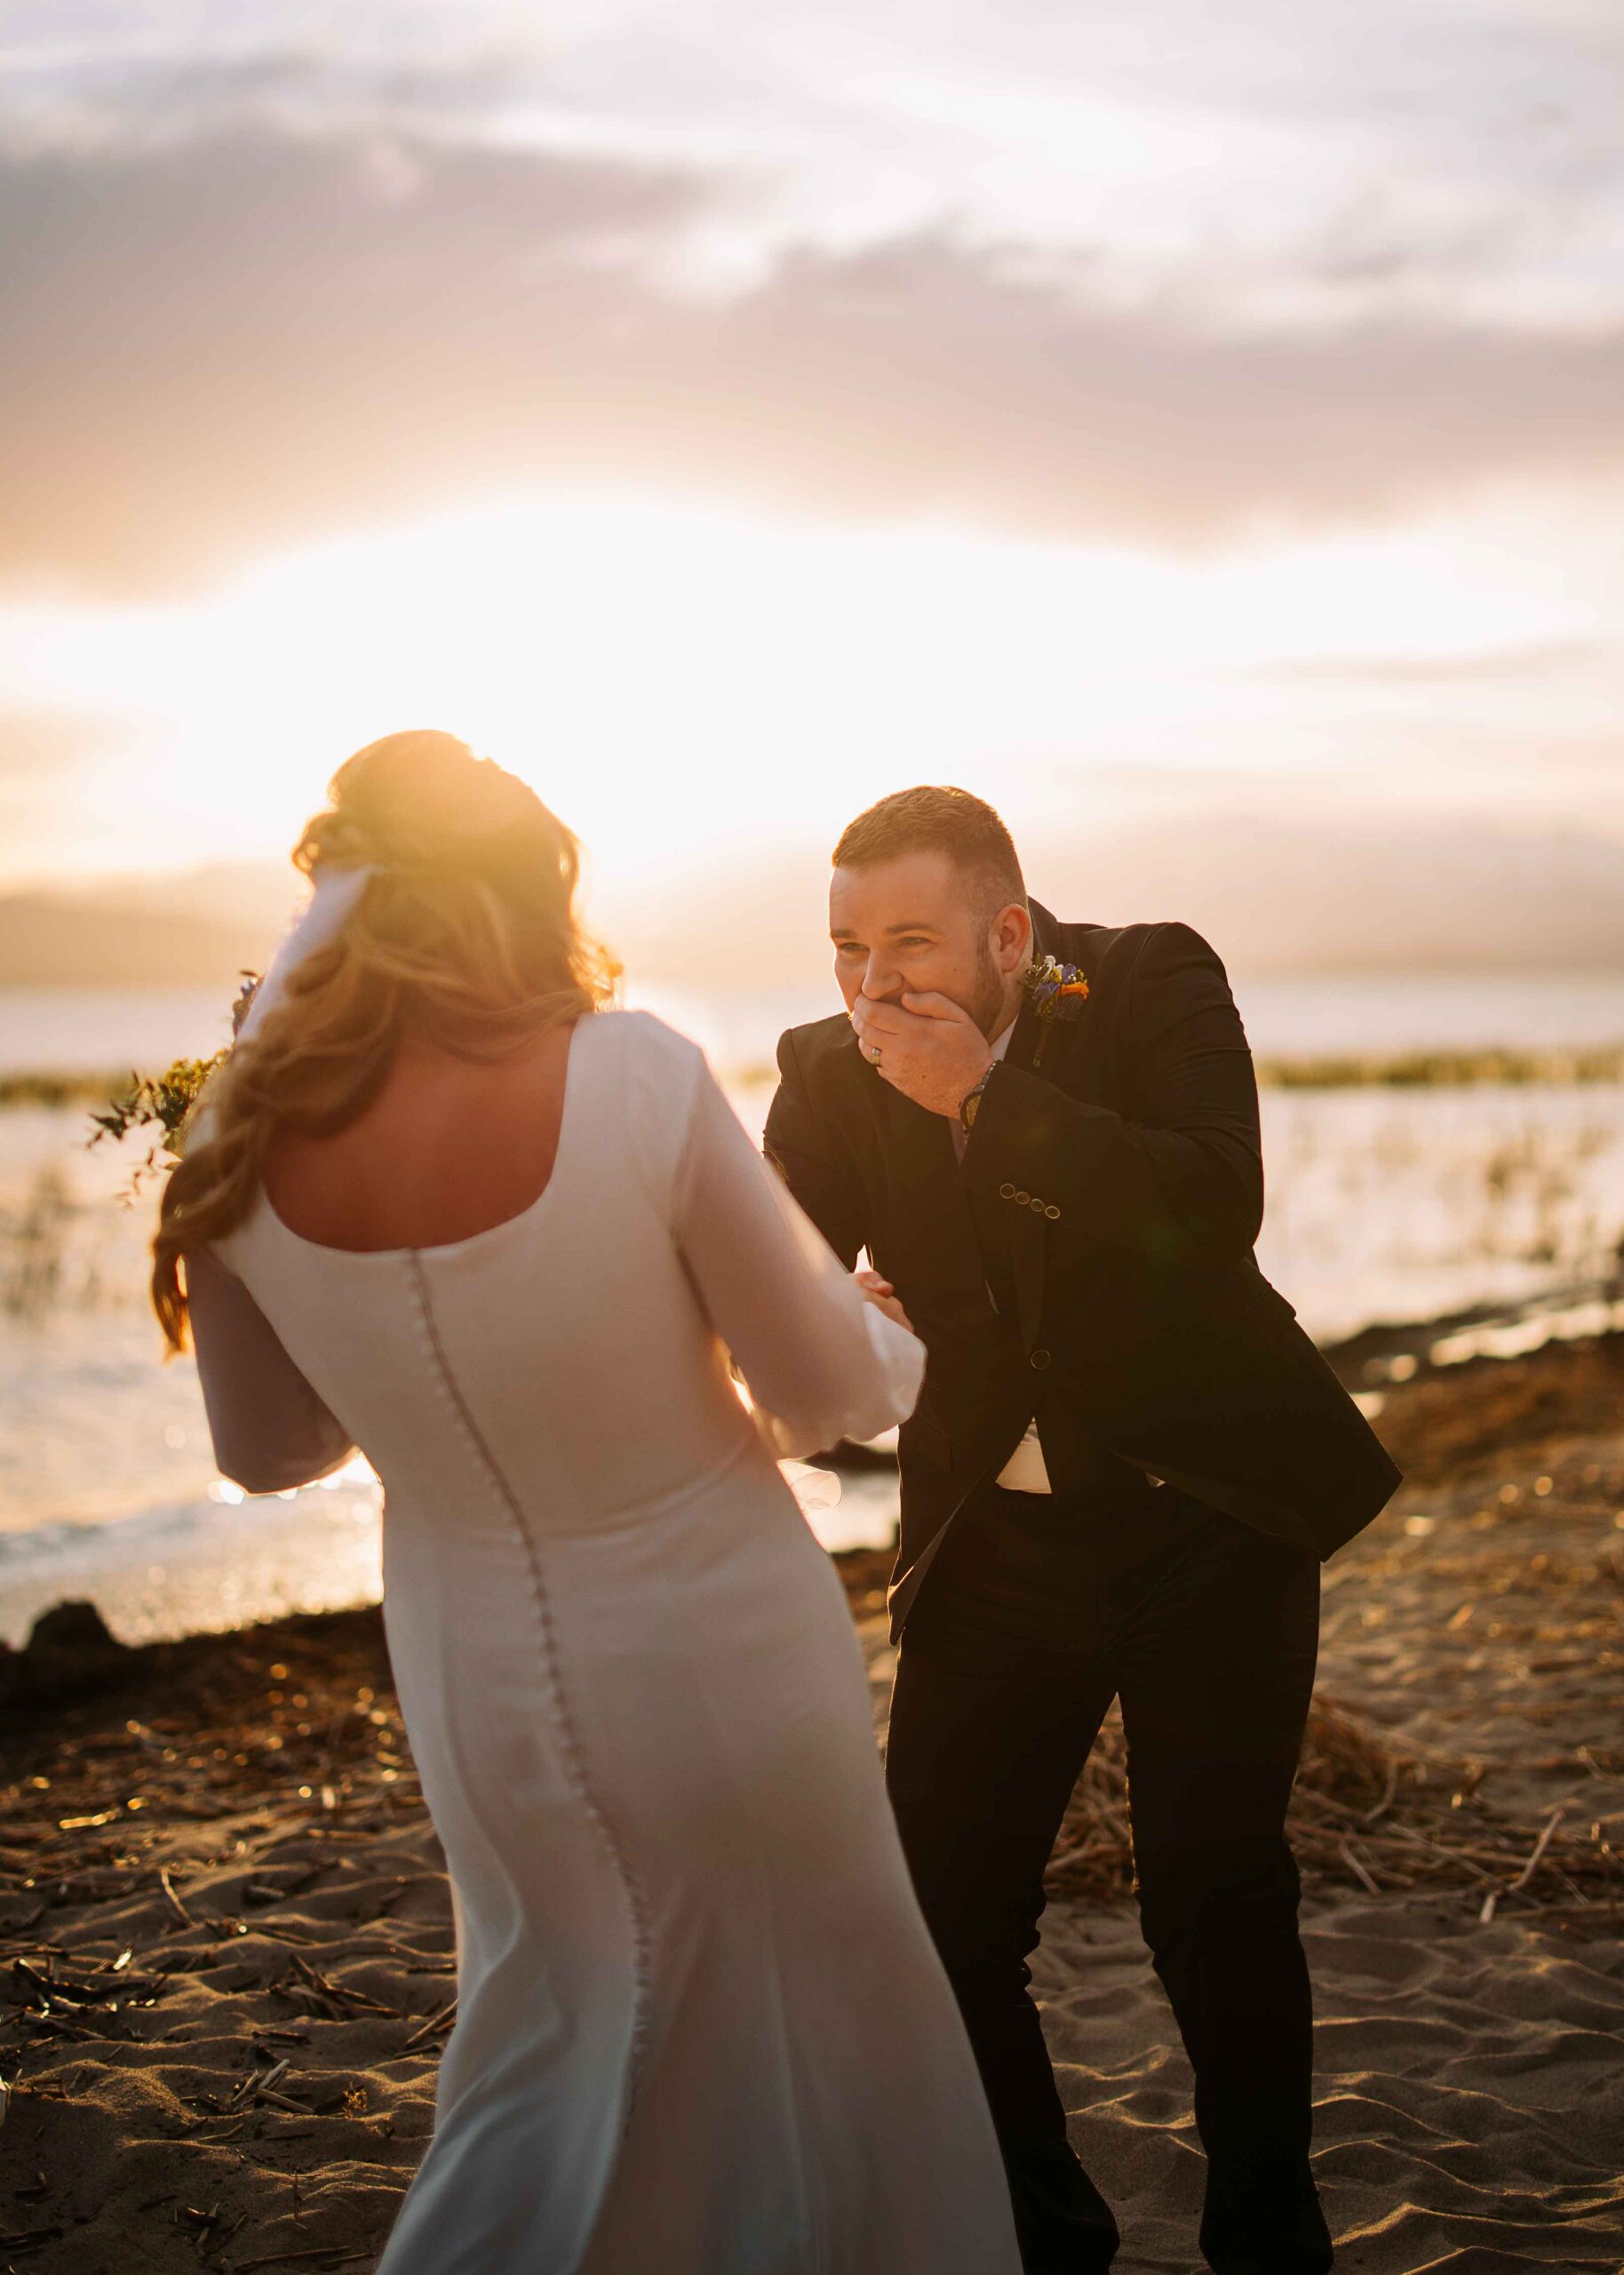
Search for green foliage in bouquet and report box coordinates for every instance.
[86,972,258,1191]
[88,1053,227,1188]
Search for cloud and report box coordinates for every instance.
[1241,641,1617,687]
[4,116,1624,597]
[3,42,540,149]
[0,705,126,778]
[1024,810,1624,977]
[0,703,150,882]
[0,124,717,595]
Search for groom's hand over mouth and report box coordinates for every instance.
[851,990,993,1120]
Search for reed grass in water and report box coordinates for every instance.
[1258,1044,1624,1089]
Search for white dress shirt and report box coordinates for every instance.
[951,1018,1054,1495]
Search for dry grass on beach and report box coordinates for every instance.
[0,1608,449,2273]
[3,1335,1623,2273]
[1048,1682,1618,1912]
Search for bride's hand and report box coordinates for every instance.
[855,1268,913,1335]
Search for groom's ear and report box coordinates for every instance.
[991,900,1032,971]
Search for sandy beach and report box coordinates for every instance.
[3,1331,1621,2273]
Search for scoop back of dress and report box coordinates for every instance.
[205,1009,1022,2275]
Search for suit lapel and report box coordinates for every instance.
[873,1075,988,1291]
[1017,898,1078,1079]
[1017,899,1107,1093]
[993,900,1068,1351]
[878,1074,955,1186]
[1003,992,1042,1074]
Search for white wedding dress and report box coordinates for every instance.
[189,1008,1022,2275]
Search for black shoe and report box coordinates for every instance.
[1003,2137,1120,2274]
[1199,2159,1333,2275]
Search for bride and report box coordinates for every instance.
[152,730,1022,2275]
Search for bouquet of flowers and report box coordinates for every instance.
[87,974,259,1189]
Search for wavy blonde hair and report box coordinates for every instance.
[153,729,617,1353]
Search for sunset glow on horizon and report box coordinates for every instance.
[4,482,1618,897]
[2,0,1621,967]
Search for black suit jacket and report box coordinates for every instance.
[764,903,1402,1635]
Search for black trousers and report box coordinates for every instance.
[885,1470,1333,2275]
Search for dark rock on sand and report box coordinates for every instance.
[0,1599,130,1710]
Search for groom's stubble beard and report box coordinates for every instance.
[967,935,1009,1040]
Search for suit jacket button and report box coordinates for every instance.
[999,1182,1017,1201]
[1045,1203,1062,1220]
[1029,1195,1045,1213]
[1030,1348,1051,1370]
[1015,1190,1031,1207]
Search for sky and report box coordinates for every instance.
[3,0,1623,942]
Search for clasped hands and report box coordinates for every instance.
[849,989,993,1121]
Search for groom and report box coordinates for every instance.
[764,787,1400,2275]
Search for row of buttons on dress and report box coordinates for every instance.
[999,1182,1062,1222]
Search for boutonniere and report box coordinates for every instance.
[1019,954,1090,1068]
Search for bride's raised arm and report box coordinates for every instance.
[664,1036,924,1459]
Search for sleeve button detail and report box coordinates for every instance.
[1030,1348,1052,1371]
[999,1182,1017,1201]
[1045,1203,1062,1221]
[1029,1196,1046,1213]
[1015,1191,1031,1207]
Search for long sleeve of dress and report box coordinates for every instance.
[186,1242,356,1493]
[670,1049,924,1458]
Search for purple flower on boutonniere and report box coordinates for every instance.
[1019,954,1089,1067]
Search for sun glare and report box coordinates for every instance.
[3,487,1594,887]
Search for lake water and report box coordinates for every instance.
[4,970,1623,1648]
[5,970,1624,1079]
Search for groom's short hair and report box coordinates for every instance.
[833,786,1026,918]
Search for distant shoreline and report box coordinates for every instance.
[7,1043,1624,1112]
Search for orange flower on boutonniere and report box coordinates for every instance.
[1019,954,1090,1068]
